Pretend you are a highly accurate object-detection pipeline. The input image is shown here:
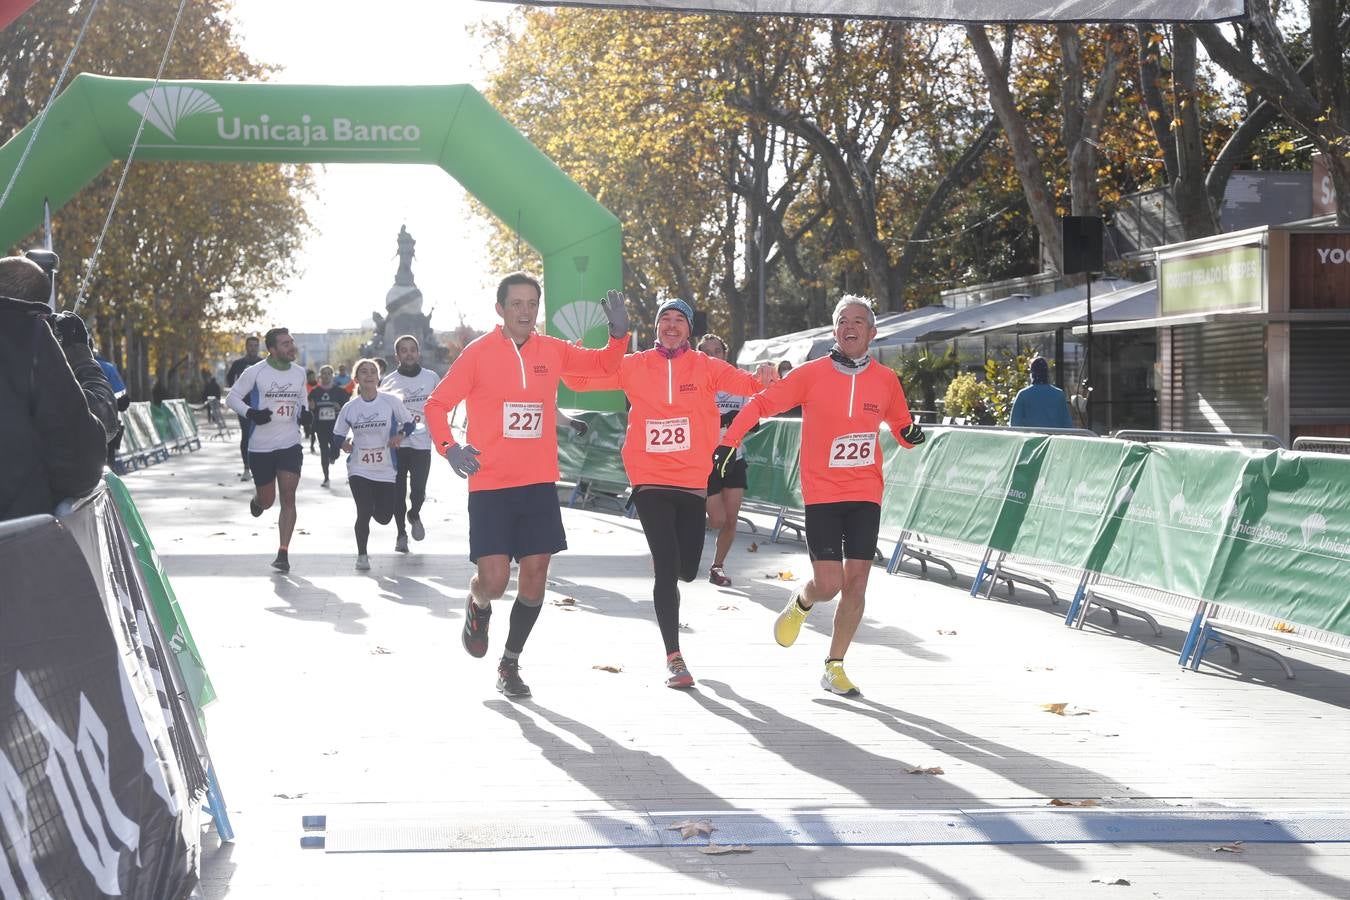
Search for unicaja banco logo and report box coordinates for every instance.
[1301,513,1328,546]
[129,86,423,147]
[128,86,222,141]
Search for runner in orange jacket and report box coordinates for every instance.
[424,273,629,698]
[718,296,925,698]
[566,298,764,689]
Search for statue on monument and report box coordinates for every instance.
[360,225,447,371]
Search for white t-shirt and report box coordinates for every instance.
[380,367,441,451]
[715,390,748,460]
[332,391,412,483]
[225,359,307,453]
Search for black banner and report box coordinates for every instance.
[1,513,200,900]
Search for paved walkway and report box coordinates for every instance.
[128,439,1350,898]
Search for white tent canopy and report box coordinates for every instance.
[480,1,1245,24]
[964,280,1157,336]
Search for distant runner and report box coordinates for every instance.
[381,334,441,553]
[718,296,925,698]
[226,327,308,573]
[330,358,412,571]
[308,365,348,487]
[566,299,765,690]
[225,334,262,481]
[424,272,629,698]
[698,333,752,588]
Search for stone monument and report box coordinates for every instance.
[362,225,448,370]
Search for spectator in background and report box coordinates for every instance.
[0,254,112,519]
[775,359,802,418]
[1010,356,1072,429]
[97,350,131,466]
[777,359,793,380]
[334,363,354,394]
[201,368,225,428]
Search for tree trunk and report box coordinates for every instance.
[968,25,1065,273]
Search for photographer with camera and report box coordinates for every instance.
[0,252,115,521]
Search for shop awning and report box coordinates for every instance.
[902,280,1128,343]
[478,1,1245,24]
[737,306,947,367]
[965,280,1157,336]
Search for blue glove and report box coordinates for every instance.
[401,421,416,437]
[601,289,629,339]
[246,407,272,425]
[444,443,481,478]
[900,422,925,445]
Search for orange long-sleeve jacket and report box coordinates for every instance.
[721,356,915,505]
[566,348,762,490]
[425,327,626,492]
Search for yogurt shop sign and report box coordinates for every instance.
[1158,242,1264,317]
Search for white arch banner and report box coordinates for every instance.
[478,1,1245,23]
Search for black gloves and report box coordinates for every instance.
[116,394,132,412]
[50,311,91,349]
[900,422,926,445]
[568,417,589,437]
[299,408,313,428]
[246,408,273,425]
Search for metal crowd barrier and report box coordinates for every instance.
[1112,429,1287,450]
[1291,435,1350,455]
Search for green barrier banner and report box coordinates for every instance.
[1008,436,1150,571]
[898,429,1046,551]
[879,428,932,532]
[1204,451,1350,635]
[741,418,805,510]
[557,409,629,487]
[1097,443,1254,599]
[104,473,217,715]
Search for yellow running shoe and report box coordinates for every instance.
[821,659,861,698]
[774,593,810,647]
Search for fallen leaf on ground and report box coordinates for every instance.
[700,843,752,855]
[592,664,623,673]
[1049,798,1099,807]
[208,531,226,536]
[1042,703,1094,716]
[1090,878,1131,886]
[296,529,310,535]
[766,570,796,581]
[370,646,391,655]
[748,542,758,552]
[717,604,739,611]
[667,820,716,840]
[272,792,306,799]
[1273,621,1296,633]
[1212,842,1244,853]
[906,767,945,775]
[937,629,957,636]
[553,597,577,606]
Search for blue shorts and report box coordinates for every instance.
[250,444,303,487]
[467,482,567,563]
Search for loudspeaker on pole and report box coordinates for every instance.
[1060,215,1104,275]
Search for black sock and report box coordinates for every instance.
[505,598,543,654]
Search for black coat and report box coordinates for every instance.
[0,296,113,520]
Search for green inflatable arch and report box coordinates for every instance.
[0,73,622,409]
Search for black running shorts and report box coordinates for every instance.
[804,501,882,562]
[467,482,567,563]
[707,455,748,495]
[249,444,303,487]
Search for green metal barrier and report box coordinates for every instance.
[104,472,218,719]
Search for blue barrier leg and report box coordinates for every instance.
[204,764,235,842]
[969,549,992,597]
[1064,582,1087,626]
[1179,606,1206,668]
[887,540,905,574]
[1189,622,1216,672]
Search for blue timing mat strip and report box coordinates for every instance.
[301,808,1350,853]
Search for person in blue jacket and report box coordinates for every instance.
[1009,356,1071,428]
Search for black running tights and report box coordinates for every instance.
[394,448,431,535]
[633,488,706,655]
[350,475,396,554]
